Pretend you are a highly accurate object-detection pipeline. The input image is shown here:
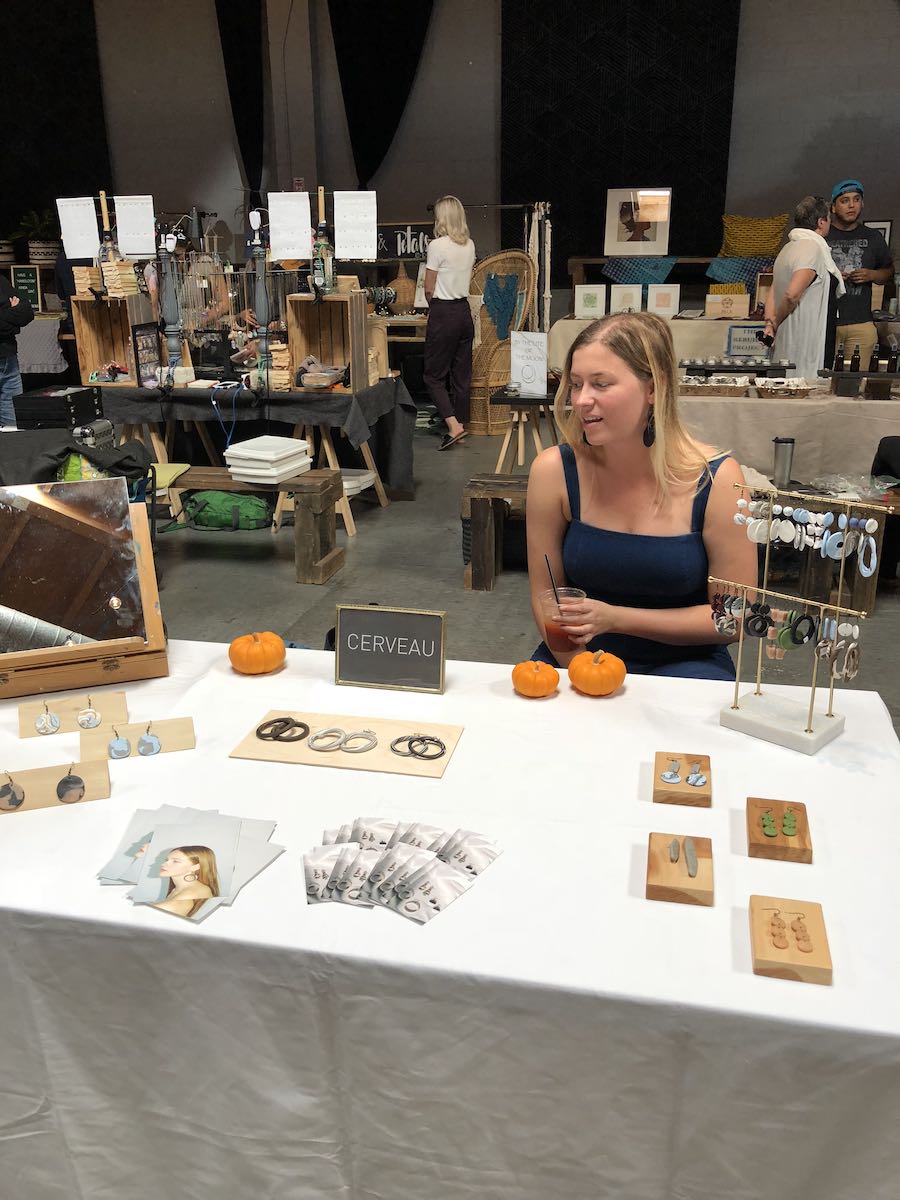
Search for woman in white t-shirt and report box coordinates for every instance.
[424,196,476,450]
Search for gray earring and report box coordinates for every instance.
[108,728,131,759]
[35,701,61,735]
[77,696,101,730]
[686,762,707,787]
[0,772,25,811]
[660,758,681,784]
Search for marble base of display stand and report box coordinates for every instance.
[720,691,844,755]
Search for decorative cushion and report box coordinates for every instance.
[719,213,789,258]
[708,282,747,294]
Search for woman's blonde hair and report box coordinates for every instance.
[433,196,470,245]
[553,311,713,503]
[167,845,220,898]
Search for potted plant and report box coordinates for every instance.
[12,209,62,266]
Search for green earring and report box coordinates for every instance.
[761,810,778,838]
[781,808,798,837]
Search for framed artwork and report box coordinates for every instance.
[867,220,892,247]
[609,284,642,314]
[647,283,680,319]
[132,321,162,388]
[574,284,607,319]
[754,271,774,312]
[603,187,672,256]
[705,293,751,319]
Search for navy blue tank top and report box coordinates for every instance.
[557,443,733,672]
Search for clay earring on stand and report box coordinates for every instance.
[686,761,707,787]
[765,907,789,950]
[761,810,778,838]
[781,807,797,837]
[108,727,131,759]
[787,911,813,953]
[56,768,86,804]
[76,696,101,730]
[137,723,162,756]
[0,771,26,811]
[660,758,681,784]
[35,701,61,736]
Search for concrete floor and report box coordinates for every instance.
[154,425,900,731]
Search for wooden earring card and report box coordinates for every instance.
[18,691,130,738]
[746,797,812,863]
[646,832,714,906]
[749,895,832,985]
[652,751,712,807]
[79,717,196,761]
[230,710,463,779]
[0,760,111,814]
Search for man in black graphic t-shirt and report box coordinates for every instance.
[826,179,893,366]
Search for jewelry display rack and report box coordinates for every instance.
[711,483,894,754]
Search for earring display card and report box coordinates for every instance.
[652,751,712,807]
[746,797,812,864]
[0,760,111,814]
[646,833,714,906]
[749,895,832,986]
[80,717,196,762]
[18,692,129,738]
[230,710,464,779]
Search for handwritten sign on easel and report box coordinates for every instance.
[334,191,378,260]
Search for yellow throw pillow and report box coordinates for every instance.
[719,213,788,258]
[708,282,746,294]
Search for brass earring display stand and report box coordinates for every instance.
[712,484,892,755]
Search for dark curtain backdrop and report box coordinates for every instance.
[2,0,111,239]
[215,0,265,206]
[501,0,742,285]
[327,0,434,188]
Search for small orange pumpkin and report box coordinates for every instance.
[228,631,286,675]
[567,649,626,697]
[511,660,559,698]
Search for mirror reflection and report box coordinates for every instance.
[0,477,147,653]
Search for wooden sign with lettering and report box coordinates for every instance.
[376,223,432,261]
[335,605,446,693]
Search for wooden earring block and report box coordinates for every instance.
[746,797,812,863]
[645,832,714,906]
[749,895,832,985]
[0,760,111,814]
[79,717,196,761]
[18,691,129,738]
[652,751,712,807]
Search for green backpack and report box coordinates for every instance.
[179,490,273,531]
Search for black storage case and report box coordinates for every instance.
[13,386,104,430]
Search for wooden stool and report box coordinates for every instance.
[166,466,344,584]
[462,474,528,590]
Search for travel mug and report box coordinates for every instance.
[772,437,795,489]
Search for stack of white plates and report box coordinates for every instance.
[224,435,312,485]
[341,468,376,497]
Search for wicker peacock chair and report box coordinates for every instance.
[467,250,536,435]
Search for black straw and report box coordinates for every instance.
[544,554,561,605]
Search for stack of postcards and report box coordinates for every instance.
[224,434,312,484]
[99,805,284,924]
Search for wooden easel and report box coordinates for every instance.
[493,400,559,473]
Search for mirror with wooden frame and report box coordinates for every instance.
[0,477,167,698]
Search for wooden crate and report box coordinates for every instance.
[286,292,368,392]
[69,296,155,386]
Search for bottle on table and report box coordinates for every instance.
[868,344,881,373]
[888,345,900,373]
[832,345,845,372]
[849,344,861,373]
[312,222,335,294]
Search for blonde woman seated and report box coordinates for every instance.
[526,312,757,679]
[153,845,220,919]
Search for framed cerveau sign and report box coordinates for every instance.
[335,605,446,694]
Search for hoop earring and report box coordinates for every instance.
[858,534,877,578]
[184,871,199,883]
[642,407,656,448]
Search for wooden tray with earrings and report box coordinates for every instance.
[646,832,714,906]
[18,691,129,739]
[747,797,812,863]
[749,895,832,985]
[652,752,712,807]
[79,717,195,762]
[0,760,111,814]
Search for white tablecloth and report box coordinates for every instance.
[680,393,900,479]
[1,641,899,1199]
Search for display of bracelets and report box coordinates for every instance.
[733,497,879,576]
[303,817,502,923]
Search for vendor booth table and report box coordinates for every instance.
[1,642,899,1199]
[98,376,417,501]
[549,316,764,374]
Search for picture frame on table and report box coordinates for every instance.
[609,284,642,314]
[646,283,680,319]
[131,321,162,389]
[603,187,672,257]
[574,284,607,319]
[867,220,892,247]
